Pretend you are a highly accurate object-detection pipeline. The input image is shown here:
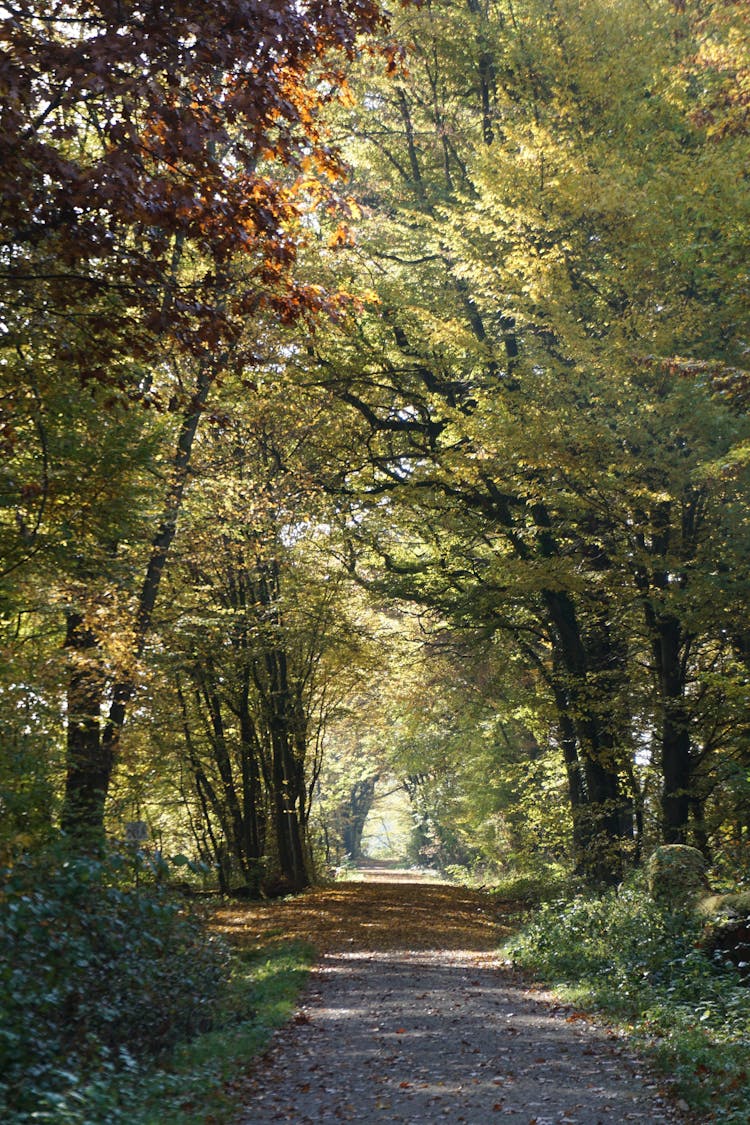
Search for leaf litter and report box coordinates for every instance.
[216,865,690,1124]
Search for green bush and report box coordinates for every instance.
[509,879,750,1122]
[490,866,580,906]
[0,848,230,1121]
[647,844,708,909]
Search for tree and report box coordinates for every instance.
[133,369,377,890]
[301,0,750,879]
[1,0,384,842]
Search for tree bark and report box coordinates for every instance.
[238,686,267,885]
[259,559,310,891]
[655,613,693,843]
[341,774,379,859]
[61,363,214,841]
[543,587,632,885]
[60,611,109,842]
[550,676,591,869]
[637,499,695,846]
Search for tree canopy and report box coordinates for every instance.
[1,0,749,890]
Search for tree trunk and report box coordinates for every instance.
[544,587,632,885]
[654,613,693,844]
[61,364,214,841]
[60,611,108,843]
[238,685,267,892]
[341,774,379,859]
[270,715,309,890]
[254,556,310,891]
[637,501,694,845]
[551,677,590,869]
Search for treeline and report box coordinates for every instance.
[1,0,749,891]
[308,0,750,885]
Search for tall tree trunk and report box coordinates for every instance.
[341,774,379,859]
[551,676,593,871]
[636,499,695,845]
[256,557,310,891]
[60,611,108,842]
[199,676,251,883]
[544,587,631,885]
[271,689,309,890]
[656,613,693,843]
[238,684,267,892]
[177,678,233,893]
[270,713,309,890]
[61,363,214,840]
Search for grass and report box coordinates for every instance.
[140,939,315,1125]
[507,879,750,1124]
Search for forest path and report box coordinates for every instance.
[217,871,685,1124]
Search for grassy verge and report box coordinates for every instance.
[507,881,750,1124]
[129,939,316,1125]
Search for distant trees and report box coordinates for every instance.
[151,383,373,891]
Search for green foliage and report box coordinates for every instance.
[307,0,750,883]
[65,940,312,1125]
[489,866,581,907]
[0,848,230,1121]
[647,845,709,909]
[510,881,750,1121]
[171,940,314,1072]
[0,693,61,854]
[147,940,315,1125]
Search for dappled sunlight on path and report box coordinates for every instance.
[220,877,687,1124]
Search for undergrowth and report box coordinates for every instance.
[488,865,581,905]
[139,939,315,1125]
[0,848,314,1124]
[508,877,750,1123]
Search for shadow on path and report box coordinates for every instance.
[220,879,685,1124]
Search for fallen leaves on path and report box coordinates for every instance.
[213,870,514,956]
[215,868,687,1124]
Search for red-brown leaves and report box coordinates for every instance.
[639,356,750,415]
[1,0,386,359]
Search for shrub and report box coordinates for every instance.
[0,847,230,1120]
[509,878,750,1122]
[490,866,581,906]
[647,844,708,909]
[698,893,750,979]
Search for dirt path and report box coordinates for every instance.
[216,869,685,1124]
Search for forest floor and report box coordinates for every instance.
[213,863,689,1124]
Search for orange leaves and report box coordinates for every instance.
[3,1,387,353]
[212,879,506,956]
[327,223,356,249]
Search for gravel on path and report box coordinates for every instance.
[228,869,686,1124]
